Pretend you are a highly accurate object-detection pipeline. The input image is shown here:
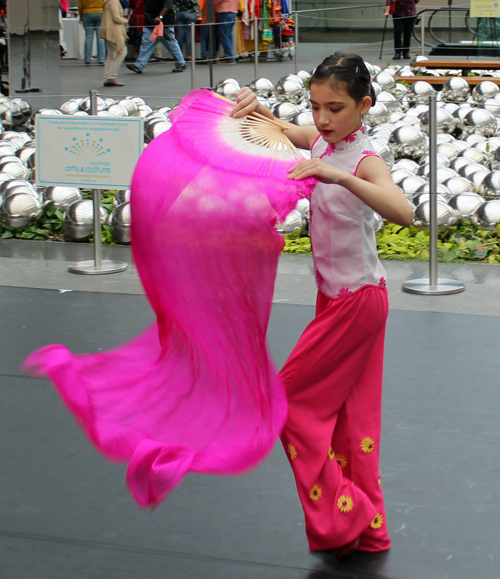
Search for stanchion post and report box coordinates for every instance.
[209,23,214,87]
[254,17,259,79]
[191,21,196,91]
[67,90,128,275]
[294,11,299,73]
[401,93,464,295]
[90,90,102,268]
[420,13,425,56]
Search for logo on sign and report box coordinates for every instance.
[65,134,111,157]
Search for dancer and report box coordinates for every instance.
[232,52,413,558]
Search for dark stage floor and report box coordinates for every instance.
[1,271,500,579]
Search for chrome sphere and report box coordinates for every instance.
[0,178,30,195]
[459,161,487,179]
[117,99,140,116]
[11,99,32,124]
[420,108,456,134]
[450,157,473,173]
[60,99,83,115]
[2,180,39,200]
[156,106,172,116]
[437,142,461,160]
[470,169,489,191]
[272,102,300,122]
[391,168,414,185]
[371,81,382,96]
[418,153,450,168]
[443,176,472,195]
[458,147,489,165]
[374,212,385,232]
[0,192,42,229]
[491,146,500,170]
[0,142,18,157]
[295,197,310,220]
[393,158,419,173]
[371,139,394,168]
[376,91,400,112]
[113,189,131,207]
[437,166,459,183]
[275,209,306,233]
[463,108,497,137]
[482,98,500,118]
[63,199,107,241]
[449,192,485,217]
[465,133,487,146]
[414,200,459,227]
[291,111,315,126]
[16,146,36,168]
[364,102,390,127]
[415,182,452,200]
[248,78,275,98]
[472,199,500,227]
[472,81,500,104]
[441,77,470,102]
[97,110,114,118]
[215,79,241,100]
[137,104,154,117]
[145,119,172,142]
[399,175,427,196]
[389,125,427,159]
[0,161,29,179]
[407,81,435,106]
[79,96,106,112]
[256,96,271,110]
[373,71,396,90]
[296,70,311,83]
[412,192,448,206]
[108,201,131,244]
[275,76,306,104]
[42,186,82,208]
[107,104,129,117]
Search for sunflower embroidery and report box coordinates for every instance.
[342,132,357,143]
[360,437,375,453]
[337,495,353,512]
[321,142,336,157]
[335,454,347,469]
[310,485,322,501]
[371,513,383,529]
[287,444,297,461]
[379,277,387,287]
[328,446,335,460]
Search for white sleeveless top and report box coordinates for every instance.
[310,125,387,300]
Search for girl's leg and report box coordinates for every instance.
[280,286,389,551]
[329,315,391,552]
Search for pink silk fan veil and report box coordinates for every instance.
[23,89,316,508]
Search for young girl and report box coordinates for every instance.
[232,52,414,558]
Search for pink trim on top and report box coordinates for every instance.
[311,134,322,152]
[353,151,381,176]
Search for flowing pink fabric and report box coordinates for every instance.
[23,90,315,508]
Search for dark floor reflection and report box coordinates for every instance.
[307,549,391,579]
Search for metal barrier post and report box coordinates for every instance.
[401,94,464,295]
[191,22,195,91]
[294,11,299,73]
[420,13,425,56]
[254,17,259,79]
[68,91,128,275]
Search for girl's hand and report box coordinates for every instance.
[230,87,262,118]
[288,158,347,184]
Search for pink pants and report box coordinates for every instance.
[279,285,391,552]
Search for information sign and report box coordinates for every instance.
[470,0,500,18]
[36,115,144,189]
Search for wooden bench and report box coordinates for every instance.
[395,75,500,86]
[411,59,500,76]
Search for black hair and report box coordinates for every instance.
[309,52,376,107]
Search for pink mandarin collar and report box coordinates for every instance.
[323,124,366,156]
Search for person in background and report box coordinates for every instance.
[101,0,128,86]
[198,0,218,64]
[176,0,198,60]
[128,0,145,59]
[60,0,70,17]
[79,0,107,65]
[384,0,419,60]
[214,0,238,64]
[126,0,186,73]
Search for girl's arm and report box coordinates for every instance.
[289,155,414,227]
[231,87,320,150]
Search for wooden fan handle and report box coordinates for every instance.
[211,91,287,130]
